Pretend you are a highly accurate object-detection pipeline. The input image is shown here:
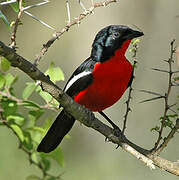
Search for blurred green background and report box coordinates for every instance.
[0,0,179,179]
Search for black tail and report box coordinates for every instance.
[37,110,75,153]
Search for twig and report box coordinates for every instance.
[122,77,133,133]
[0,90,59,112]
[10,0,24,48]
[156,118,179,153]
[122,39,139,133]
[153,40,176,152]
[33,0,117,66]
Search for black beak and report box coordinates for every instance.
[132,30,144,38]
[126,30,144,40]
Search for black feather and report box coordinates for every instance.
[37,110,75,153]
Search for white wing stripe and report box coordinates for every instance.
[64,71,92,92]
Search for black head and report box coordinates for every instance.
[91,25,144,62]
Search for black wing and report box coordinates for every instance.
[64,57,97,97]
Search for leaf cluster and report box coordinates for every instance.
[0,58,65,180]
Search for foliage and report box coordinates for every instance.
[0,59,64,180]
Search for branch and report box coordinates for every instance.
[10,0,24,48]
[123,39,140,133]
[156,118,179,153]
[1,41,179,176]
[33,0,117,66]
[153,40,176,151]
[0,90,59,112]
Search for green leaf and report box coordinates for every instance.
[41,148,64,167]
[41,157,51,171]
[23,131,33,150]
[42,117,53,131]
[29,110,44,121]
[31,152,40,164]
[10,124,24,142]
[27,126,45,144]
[7,114,25,126]
[10,2,19,12]
[4,73,15,87]
[51,99,60,107]
[0,10,10,30]
[22,82,37,100]
[39,90,53,103]
[9,0,26,14]
[0,74,5,89]
[1,57,11,72]
[47,178,56,180]
[0,98,18,117]
[174,76,179,81]
[27,109,44,128]
[45,62,64,83]
[131,38,140,45]
[36,85,55,103]
[26,175,41,180]
[150,126,160,132]
[22,100,41,109]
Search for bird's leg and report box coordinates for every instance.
[98,111,121,138]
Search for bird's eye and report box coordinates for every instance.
[112,32,120,39]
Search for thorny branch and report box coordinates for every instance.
[153,39,177,153]
[0,40,179,176]
[10,0,24,48]
[33,0,117,66]
[122,40,139,133]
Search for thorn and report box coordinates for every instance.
[163,59,168,63]
[173,70,179,73]
[103,2,107,7]
[128,108,132,112]
[35,80,41,86]
[74,17,81,26]
[168,108,177,113]
[24,11,55,30]
[78,0,87,12]
[170,39,175,46]
[66,0,71,23]
[168,103,177,108]
[139,96,165,103]
[91,0,94,5]
[151,68,169,73]
[139,89,163,96]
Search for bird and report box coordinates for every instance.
[37,25,144,153]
